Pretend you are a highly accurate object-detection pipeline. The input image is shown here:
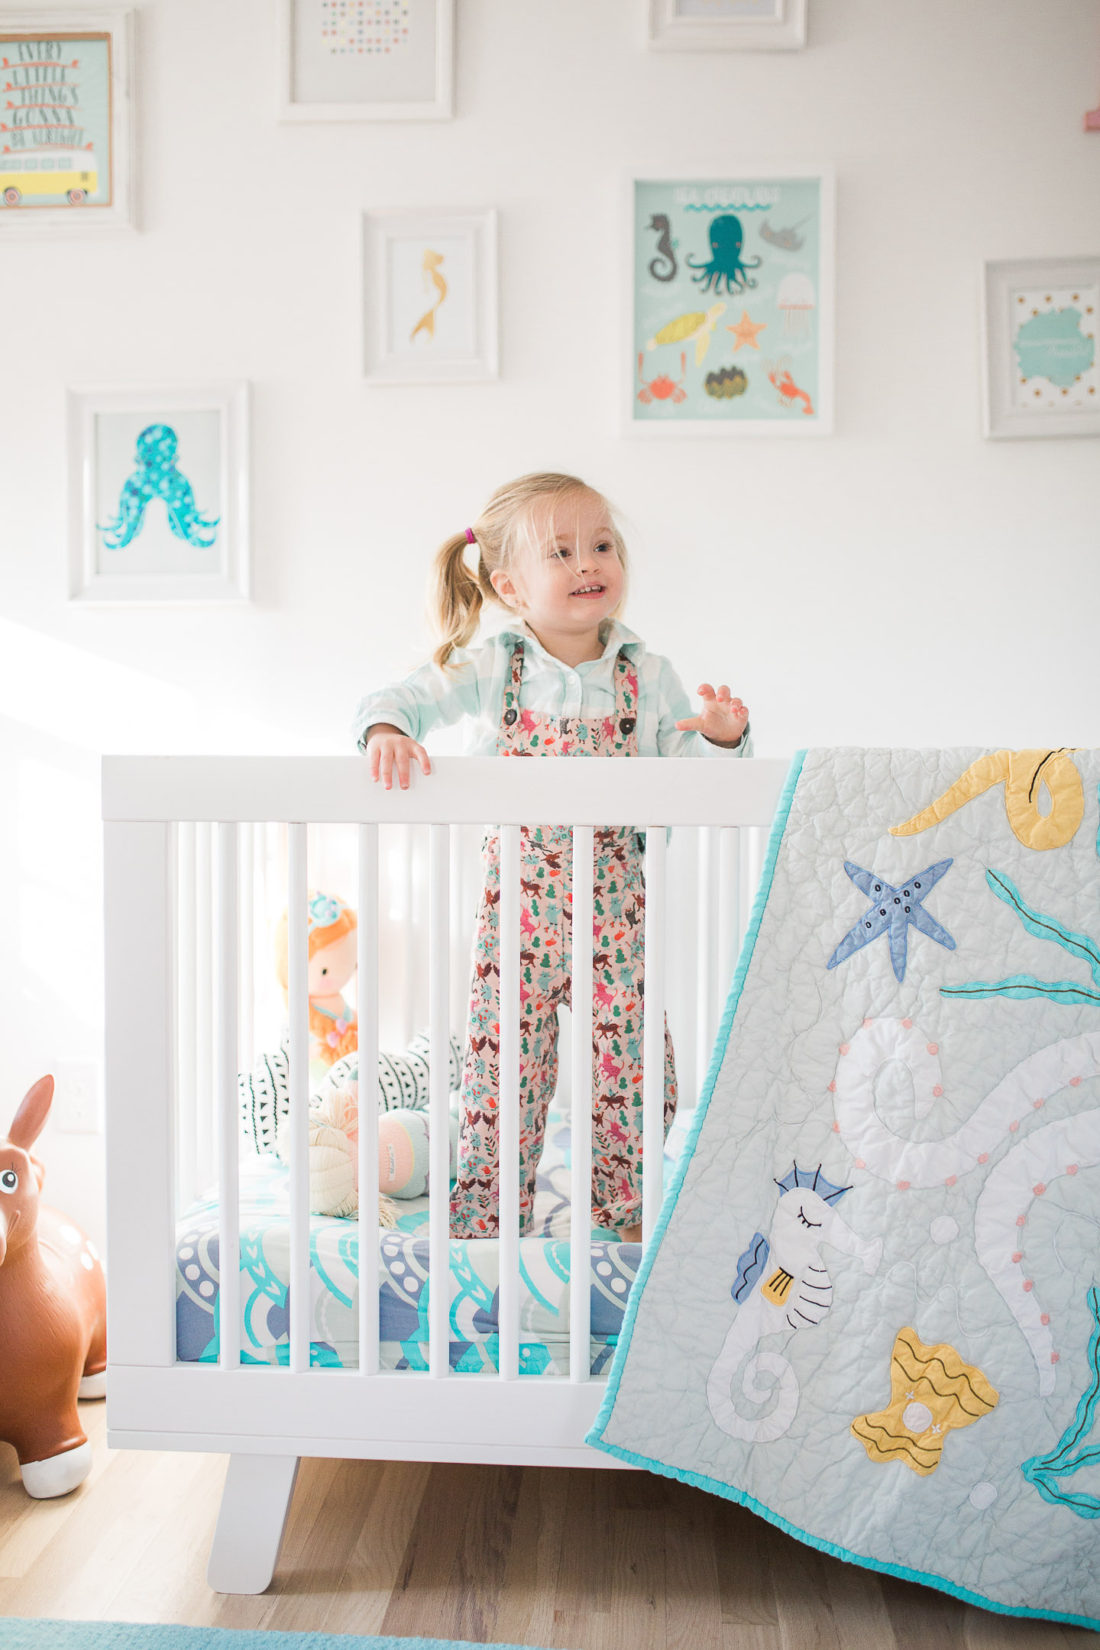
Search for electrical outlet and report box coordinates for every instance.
[54,1060,102,1134]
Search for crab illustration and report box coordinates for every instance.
[637,350,687,405]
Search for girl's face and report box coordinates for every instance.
[490,491,624,643]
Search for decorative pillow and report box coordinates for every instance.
[238,1027,461,1157]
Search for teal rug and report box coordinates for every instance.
[0,1625,552,1650]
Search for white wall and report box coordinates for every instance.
[2,0,1098,1243]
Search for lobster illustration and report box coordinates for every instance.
[767,365,814,416]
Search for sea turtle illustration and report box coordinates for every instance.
[645,303,727,366]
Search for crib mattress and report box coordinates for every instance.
[175,1115,686,1376]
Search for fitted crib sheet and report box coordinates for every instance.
[175,1114,689,1375]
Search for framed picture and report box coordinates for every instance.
[628,170,835,435]
[0,8,134,235]
[647,0,807,51]
[67,384,250,606]
[277,0,453,121]
[362,207,498,384]
[981,257,1099,439]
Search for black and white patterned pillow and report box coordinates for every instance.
[238,1028,462,1157]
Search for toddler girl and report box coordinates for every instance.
[354,472,751,1240]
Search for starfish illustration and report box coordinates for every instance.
[827,859,955,983]
[726,309,767,351]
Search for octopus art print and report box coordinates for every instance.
[686,214,762,296]
[98,424,220,551]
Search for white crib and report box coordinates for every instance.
[102,755,787,1594]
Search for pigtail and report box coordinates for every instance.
[432,532,486,671]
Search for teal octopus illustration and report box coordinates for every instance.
[686,214,762,296]
[99,423,220,550]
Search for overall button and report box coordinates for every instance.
[503,708,517,725]
[619,717,635,734]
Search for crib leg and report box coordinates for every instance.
[207,1453,300,1594]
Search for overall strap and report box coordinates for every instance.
[611,648,639,753]
[500,639,524,733]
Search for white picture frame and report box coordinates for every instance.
[626,167,835,436]
[277,0,453,122]
[981,256,1100,440]
[362,207,498,385]
[67,383,251,606]
[647,0,807,51]
[0,7,134,236]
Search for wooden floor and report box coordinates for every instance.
[0,1403,1089,1649]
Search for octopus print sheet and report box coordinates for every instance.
[589,747,1100,1633]
[630,172,834,433]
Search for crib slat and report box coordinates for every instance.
[719,827,741,1021]
[215,824,241,1368]
[497,824,520,1382]
[176,822,197,1207]
[287,824,310,1375]
[195,823,214,1193]
[357,823,380,1377]
[696,826,718,1088]
[428,825,451,1379]
[569,826,594,1384]
[238,824,254,1070]
[642,829,667,1247]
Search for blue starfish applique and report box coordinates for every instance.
[827,859,955,983]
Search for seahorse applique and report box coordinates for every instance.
[706,1165,881,1443]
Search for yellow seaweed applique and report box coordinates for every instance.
[851,1328,999,1477]
[890,749,1083,851]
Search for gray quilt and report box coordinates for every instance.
[589,747,1100,1633]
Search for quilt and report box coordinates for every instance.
[588,747,1100,1633]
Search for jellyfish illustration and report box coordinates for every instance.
[98,424,220,551]
[777,271,816,338]
[686,214,762,296]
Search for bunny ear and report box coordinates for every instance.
[8,1076,54,1150]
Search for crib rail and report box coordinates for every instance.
[103,755,787,1468]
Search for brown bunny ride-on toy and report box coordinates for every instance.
[0,1076,107,1497]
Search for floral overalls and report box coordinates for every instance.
[448,640,678,1238]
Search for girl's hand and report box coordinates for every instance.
[675,684,749,748]
[365,725,432,790]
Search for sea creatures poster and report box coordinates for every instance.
[631,174,833,431]
[0,30,113,210]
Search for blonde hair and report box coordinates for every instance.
[431,471,628,670]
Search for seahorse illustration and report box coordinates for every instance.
[410,248,448,343]
[890,749,1084,852]
[646,212,678,282]
[832,1017,1100,1395]
[706,1166,881,1443]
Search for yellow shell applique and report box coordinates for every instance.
[890,748,1083,852]
[851,1328,998,1477]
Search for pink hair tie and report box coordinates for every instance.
[464,527,476,544]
